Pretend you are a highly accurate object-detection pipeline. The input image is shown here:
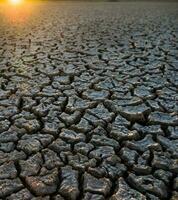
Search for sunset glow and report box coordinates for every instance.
[2,0,34,24]
[9,0,23,5]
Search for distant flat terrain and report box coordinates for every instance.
[0,2,178,199]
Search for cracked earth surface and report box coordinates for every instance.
[0,2,178,200]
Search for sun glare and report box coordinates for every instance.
[9,0,23,5]
[3,0,34,24]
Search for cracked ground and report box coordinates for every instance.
[0,1,178,200]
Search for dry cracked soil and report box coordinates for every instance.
[0,1,178,200]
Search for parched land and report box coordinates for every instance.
[0,2,178,199]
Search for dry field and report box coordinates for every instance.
[0,1,178,199]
